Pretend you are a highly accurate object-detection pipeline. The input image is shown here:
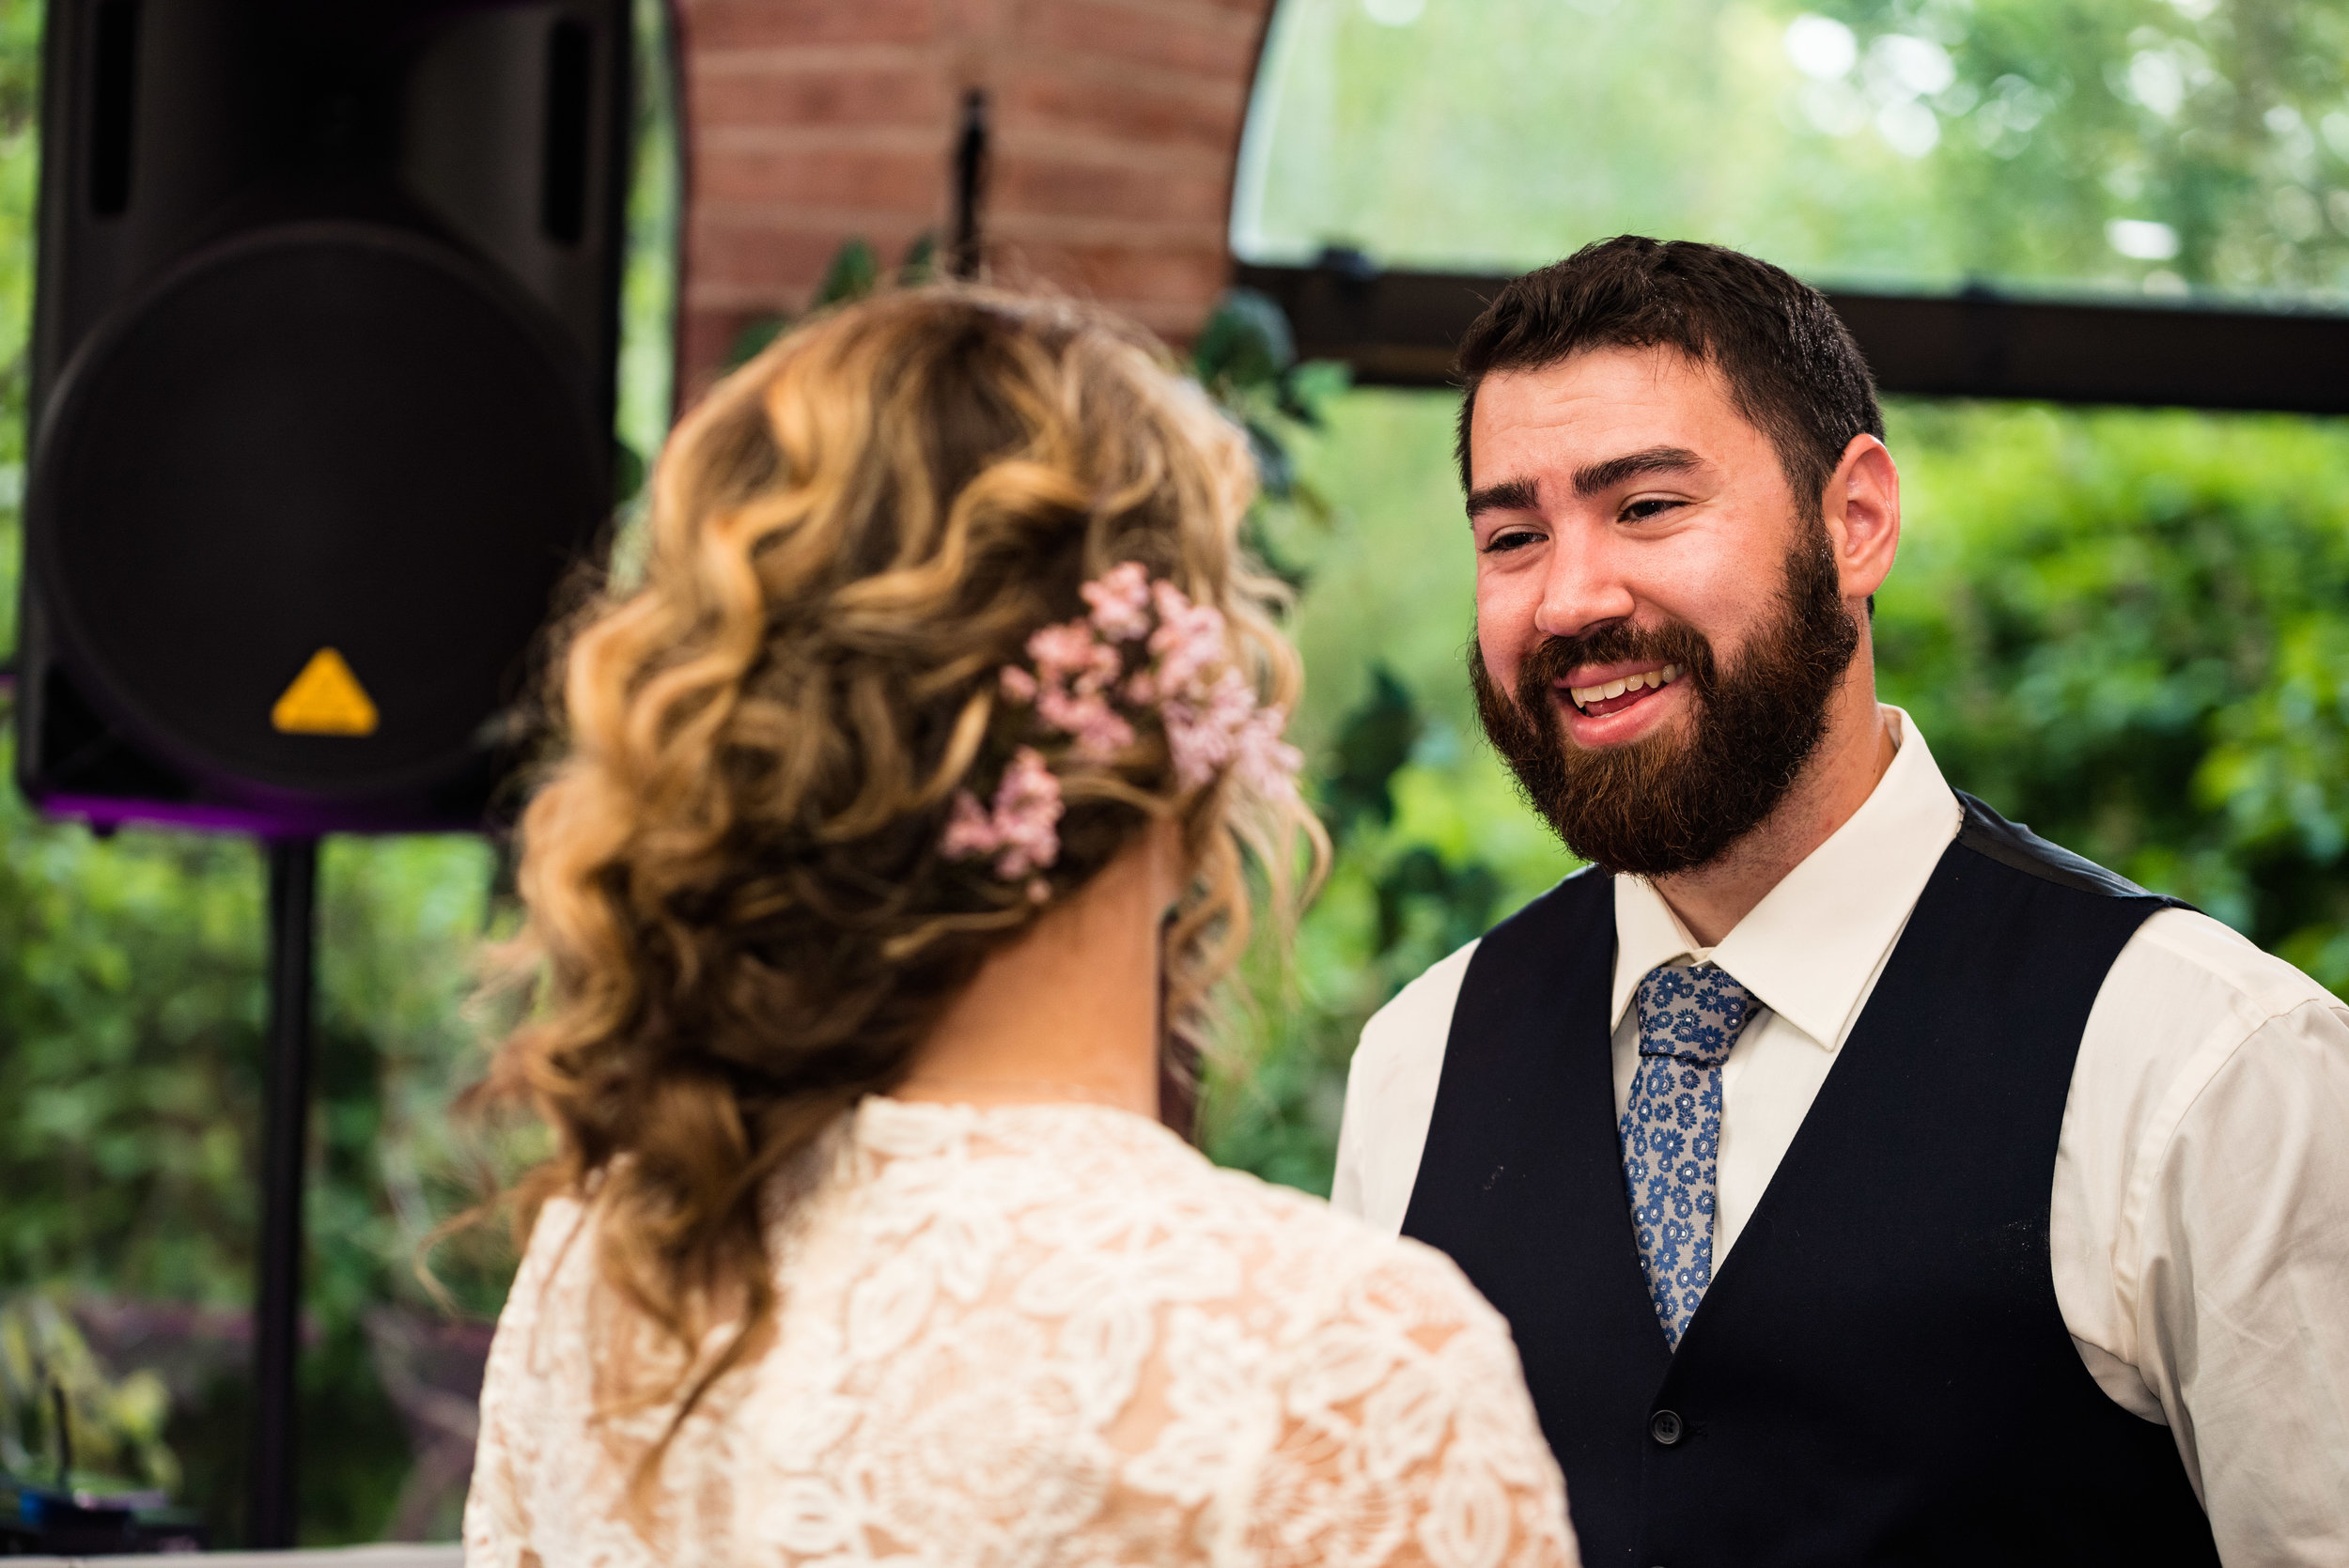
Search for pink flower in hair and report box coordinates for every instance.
[1146,581,1229,702]
[941,746,1064,880]
[1048,695,1136,760]
[1020,619,1133,759]
[1162,666,1303,799]
[1234,706,1305,800]
[940,793,997,861]
[1161,666,1252,789]
[952,563,1304,893]
[1082,561,1154,643]
[1027,622,1113,686]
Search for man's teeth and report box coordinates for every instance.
[1571,664,1683,708]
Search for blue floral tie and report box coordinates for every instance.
[1620,962,1759,1349]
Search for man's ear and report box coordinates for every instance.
[1821,434,1899,603]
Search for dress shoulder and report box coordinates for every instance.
[1176,1160,1579,1568]
[465,1102,1579,1568]
[1195,1155,1512,1340]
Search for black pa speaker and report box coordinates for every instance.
[13,0,633,833]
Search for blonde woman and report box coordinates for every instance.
[462,287,1576,1568]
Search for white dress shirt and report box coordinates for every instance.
[1332,707,2349,1567]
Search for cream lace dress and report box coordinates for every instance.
[464,1097,1577,1568]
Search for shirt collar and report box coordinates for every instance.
[1610,706,1963,1051]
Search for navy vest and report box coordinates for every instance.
[1401,794,2219,1566]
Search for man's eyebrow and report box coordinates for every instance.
[1465,476,1540,518]
[1572,445,1703,497]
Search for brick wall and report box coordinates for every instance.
[674,0,1278,398]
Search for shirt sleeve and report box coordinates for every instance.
[1332,941,1479,1232]
[1231,1239,1580,1568]
[2129,997,2349,1565]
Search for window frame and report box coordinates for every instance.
[1235,258,2349,414]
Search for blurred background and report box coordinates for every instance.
[6,0,2349,1544]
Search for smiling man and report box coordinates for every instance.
[1330,238,2349,1566]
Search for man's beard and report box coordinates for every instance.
[1470,526,1861,878]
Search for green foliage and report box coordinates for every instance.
[0,1294,176,1496]
[1190,287,1351,592]
[1192,287,1349,497]
[1319,664,1421,832]
[0,755,520,1539]
[816,237,883,309]
[1193,288,1298,399]
[0,0,29,663]
[1876,398,2349,989]
[1245,0,2349,300]
[0,815,265,1297]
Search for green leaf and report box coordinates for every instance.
[1322,664,1423,839]
[724,314,786,369]
[812,238,881,308]
[1278,359,1351,429]
[897,230,939,286]
[612,442,646,506]
[1191,288,1296,393]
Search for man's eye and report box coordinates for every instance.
[1483,529,1542,554]
[1621,498,1684,522]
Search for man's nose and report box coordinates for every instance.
[1533,536,1637,641]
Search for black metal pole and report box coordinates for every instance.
[950,87,988,280]
[251,836,318,1549]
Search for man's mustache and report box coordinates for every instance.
[1516,621,1717,708]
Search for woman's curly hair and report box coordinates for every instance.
[482,285,1324,1474]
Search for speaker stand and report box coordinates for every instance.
[252,836,318,1549]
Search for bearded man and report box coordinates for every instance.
[1330,238,2349,1566]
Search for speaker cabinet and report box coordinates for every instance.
[15,0,632,832]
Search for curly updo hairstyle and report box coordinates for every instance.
[484,285,1322,1461]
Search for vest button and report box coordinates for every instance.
[1650,1408,1685,1446]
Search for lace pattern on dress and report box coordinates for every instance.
[465,1097,1578,1568]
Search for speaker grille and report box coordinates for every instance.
[31,223,603,804]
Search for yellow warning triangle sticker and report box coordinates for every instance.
[271,647,380,737]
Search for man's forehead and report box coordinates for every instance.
[1479,347,1733,435]
[1469,347,1750,490]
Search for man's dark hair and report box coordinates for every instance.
[1453,236,1884,514]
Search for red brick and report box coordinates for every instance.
[992,153,1228,226]
[680,0,938,51]
[987,241,1226,329]
[674,0,1276,388]
[697,145,944,210]
[688,217,941,295]
[993,239,1224,290]
[1016,0,1260,78]
[694,64,950,129]
[987,208,1225,247]
[996,68,1244,153]
[684,224,855,295]
[703,124,951,159]
[995,129,1233,182]
[677,308,754,402]
[1143,0,1277,19]
[938,0,1015,32]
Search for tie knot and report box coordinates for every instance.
[1634,962,1758,1067]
